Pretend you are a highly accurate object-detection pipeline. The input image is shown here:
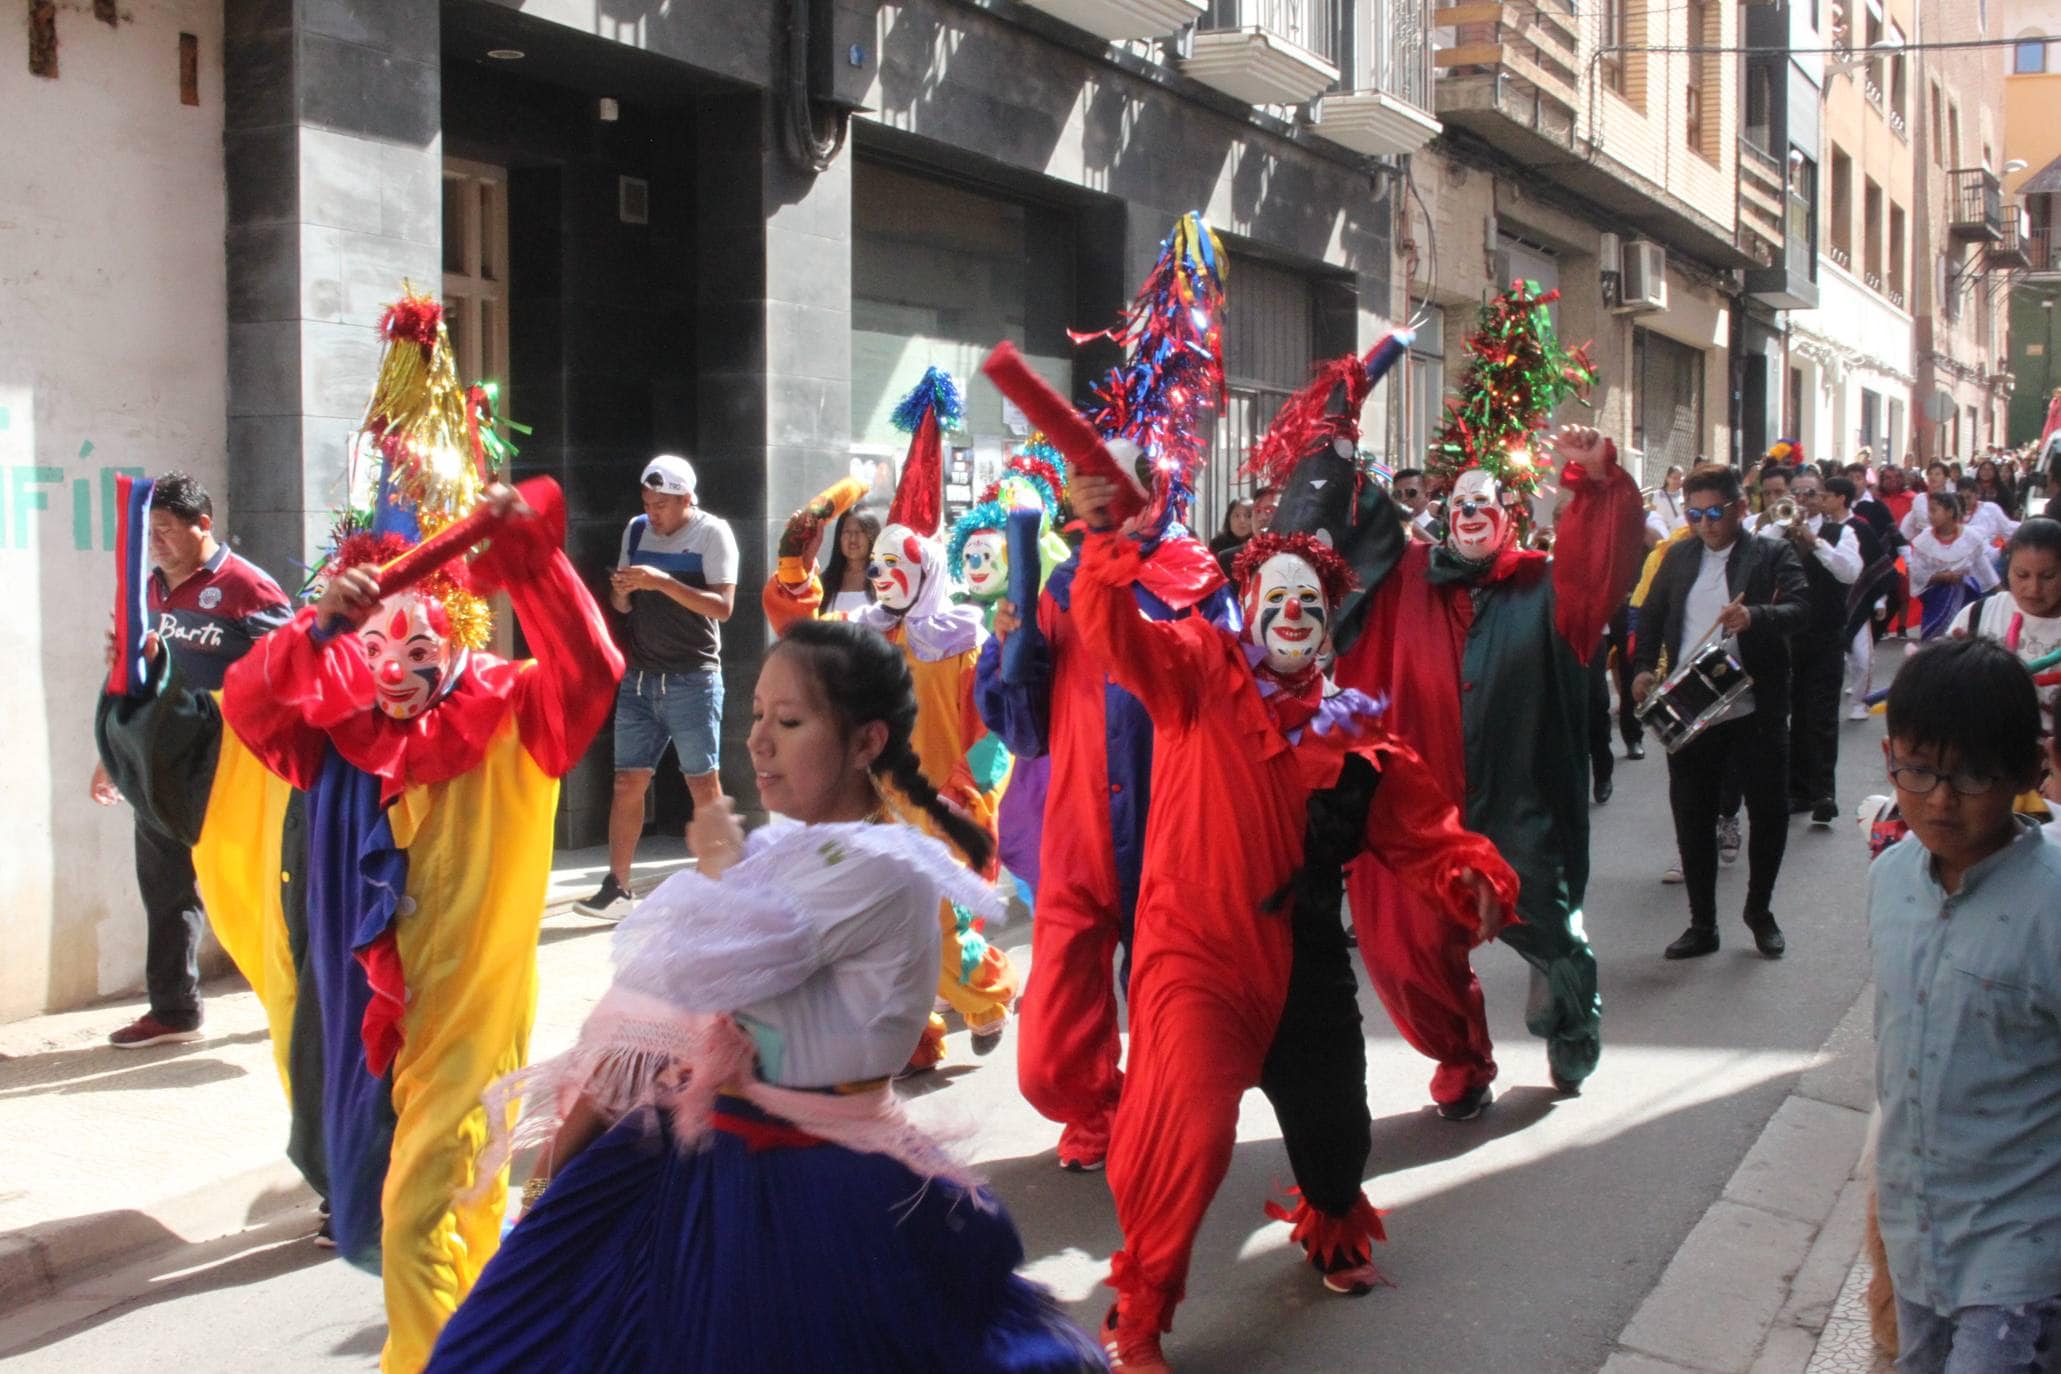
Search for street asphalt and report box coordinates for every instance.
[0,675,1897,1373]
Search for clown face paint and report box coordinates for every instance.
[868,525,927,614]
[359,592,459,719]
[1446,469,1513,563]
[1245,552,1329,677]
[961,530,1007,601]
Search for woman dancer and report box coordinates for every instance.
[427,619,1103,1373]
[1906,492,2000,638]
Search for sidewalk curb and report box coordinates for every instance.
[1602,986,1876,1374]
[0,1160,312,1311]
[0,876,679,1312]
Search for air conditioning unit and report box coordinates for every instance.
[1614,240,1668,314]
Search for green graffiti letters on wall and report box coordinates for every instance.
[0,438,145,552]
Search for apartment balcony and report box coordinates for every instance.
[1185,0,1341,106]
[1316,0,1441,155]
[1736,138,1785,266]
[1015,0,1207,41]
[1948,167,2003,243]
[2024,226,2061,275]
[1987,208,2031,269]
[1740,135,1817,308]
[1431,0,1580,145]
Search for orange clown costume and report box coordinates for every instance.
[762,368,1016,1064]
[99,298,623,1373]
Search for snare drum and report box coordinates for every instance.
[1636,639,1752,754]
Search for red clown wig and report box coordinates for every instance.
[1231,530,1358,608]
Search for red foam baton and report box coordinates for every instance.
[377,476,561,594]
[981,341,1147,527]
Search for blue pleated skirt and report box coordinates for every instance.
[426,1100,1105,1373]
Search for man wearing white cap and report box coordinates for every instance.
[577,453,738,918]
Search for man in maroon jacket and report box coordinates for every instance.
[92,471,292,1047]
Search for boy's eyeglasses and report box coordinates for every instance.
[1683,503,1732,523]
[1395,486,1423,498]
[1887,762,2001,797]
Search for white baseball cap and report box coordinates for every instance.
[641,454,697,497]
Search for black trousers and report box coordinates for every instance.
[1607,604,1641,746]
[1788,631,1845,807]
[134,815,205,1028]
[1666,709,1789,928]
[1258,874,1370,1219]
[1587,644,1616,787]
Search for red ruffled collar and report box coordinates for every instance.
[323,655,522,801]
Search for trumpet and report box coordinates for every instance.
[1766,496,1799,529]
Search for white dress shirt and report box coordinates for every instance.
[1682,540,1756,722]
[1757,513,1862,583]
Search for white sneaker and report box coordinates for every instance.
[1716,815,1742,865]
[1662,866,1684,884]
[1849,703,1872,721]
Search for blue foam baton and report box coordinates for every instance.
[1000,505,1045,685]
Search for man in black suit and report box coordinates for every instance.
[1777,469,1864,825]
[1633,463,1809,961]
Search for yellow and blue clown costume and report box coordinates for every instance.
[96,296,623,1373]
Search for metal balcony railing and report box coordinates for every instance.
[2024,226,2061,274]
[1203,0,1340,61]
[1948,167,2003,242]
[1357,0,1431,108]
[1989,211,2031,269]
[1829,243,1853,270]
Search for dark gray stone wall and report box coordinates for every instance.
[224,0,443,595]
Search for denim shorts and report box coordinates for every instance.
[614,669,723,775]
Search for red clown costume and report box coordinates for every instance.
[1071,522,1517,1371]
[976,213,1238,1174]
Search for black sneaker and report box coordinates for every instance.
[1810,800,1838,827]
[313,1215,336,1249]
[1436,1082,1493,1122]
[573,873,635,920]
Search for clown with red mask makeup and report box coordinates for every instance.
[765,369,1017,1070]
[1279,290,1647,1120]
[97,297,623,1374]
[1068,512,1516,1369]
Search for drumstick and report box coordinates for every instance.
[1695,593,1746,651]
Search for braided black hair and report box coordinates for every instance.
[772,618,995,873]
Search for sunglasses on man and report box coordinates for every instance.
[1683,502,1735,523]
[1396,485,1423,498]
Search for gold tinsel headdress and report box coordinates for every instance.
[307,289,514,651]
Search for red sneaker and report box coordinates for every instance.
[108,1015,204,1049]
[1101,1304,1173,1373]
[1057,1119,1109,1173]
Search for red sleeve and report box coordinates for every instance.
[1551,438,1648,665]
[1362,736,1519,943]
[763,562,824,633]
[469,501,626,779]
[1070,532,1213,726]
[218,607,370,790]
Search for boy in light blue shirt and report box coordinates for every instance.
[1869,637,2061,1373]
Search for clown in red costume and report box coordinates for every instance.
[1067,478,1518,1372]
[1334,423,1644,1114]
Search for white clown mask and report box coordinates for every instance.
[359,591,461,720]
[1445,468,1514,563]
[868,524,929,615]
[1244,551,1330,677]
[960,529,1007,601]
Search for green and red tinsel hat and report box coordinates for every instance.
[1428,280,1596,499]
